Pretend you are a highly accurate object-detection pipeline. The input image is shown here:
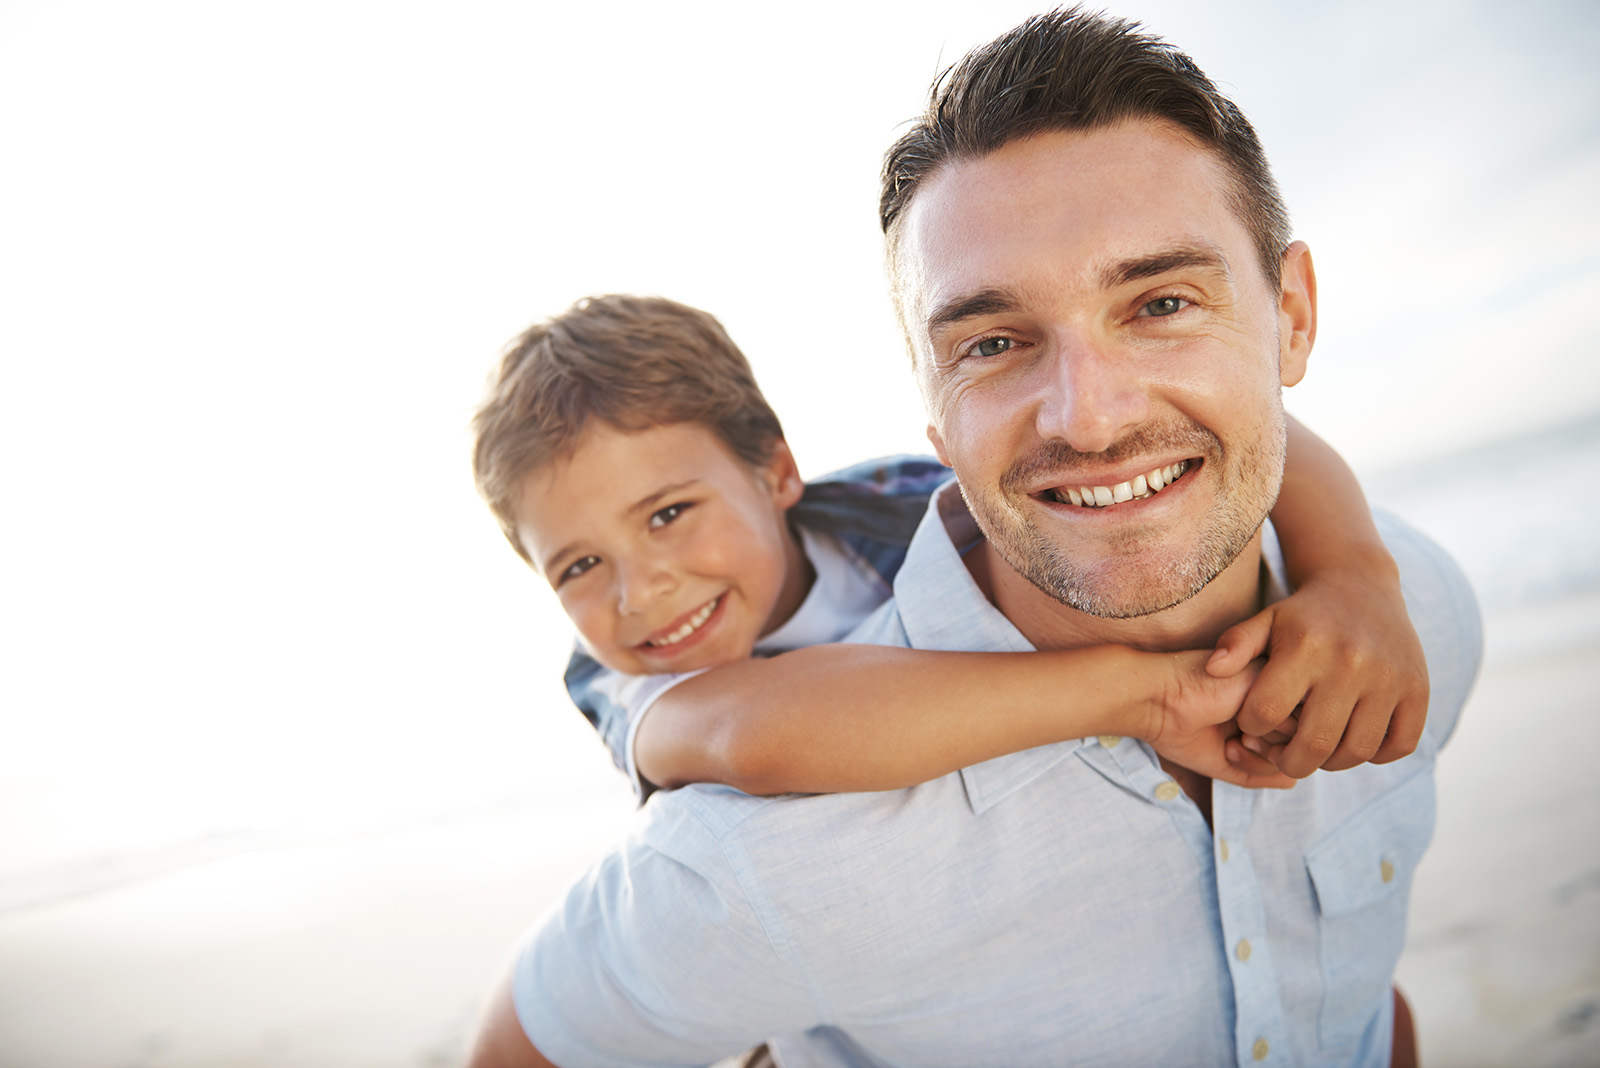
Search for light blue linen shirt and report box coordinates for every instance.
[515,484,1481,1067]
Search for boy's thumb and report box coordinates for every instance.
[1207,608,1274,676]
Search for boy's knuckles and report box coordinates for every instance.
[1298,727,1344,760]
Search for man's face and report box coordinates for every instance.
[896,120,1312,618]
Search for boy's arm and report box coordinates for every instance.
[1211,415,1430,777]
[635,643,1291,795]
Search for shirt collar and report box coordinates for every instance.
[893,482,1289,815]
[893,483,1079,814]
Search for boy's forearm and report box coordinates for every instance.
[636,644,1166,795]
[1273,416,1397,584]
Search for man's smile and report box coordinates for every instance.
[1039,459,1194,509]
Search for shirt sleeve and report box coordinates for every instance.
[1376,509,1483,750]
[563,648,697,798]
[511,796,817,1066]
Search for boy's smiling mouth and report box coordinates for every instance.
[1041,459,1193,508]
[643,594,724,648]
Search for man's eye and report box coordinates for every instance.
[557,555,601,586]
[1139,296,1190,317]
[969,336,1014,358]
[649,502,692,529]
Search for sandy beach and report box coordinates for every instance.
[1,601,1595,1068]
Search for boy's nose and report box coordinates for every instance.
[615,559,676,616]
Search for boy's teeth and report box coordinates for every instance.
[1051,460,1191,509]
[648,596,720,647]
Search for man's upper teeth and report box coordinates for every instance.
[649,597,719,647]
[1058,460,1190,508]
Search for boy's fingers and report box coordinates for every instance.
[1207,609,1274,677]
[1234,660,1308,738]
[1273,693,1350,777]
[1371,691,1429,765]
[1273,686,1360,777]
[1221,739,1296,789]
[1319,697,1394,772]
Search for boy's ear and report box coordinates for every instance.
[1278,240,1316,388]
[763,439,805,509]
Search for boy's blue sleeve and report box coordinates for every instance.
[790,454,952,589]
[563,646,631,776]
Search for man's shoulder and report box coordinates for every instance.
[1374,508,1483,748]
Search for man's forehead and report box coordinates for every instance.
[895,121,1247,322]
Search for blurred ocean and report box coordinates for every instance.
[1363,411,1600,659]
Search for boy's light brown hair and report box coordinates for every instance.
[472,294,786,564]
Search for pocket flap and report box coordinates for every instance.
[1305,770,1436,918]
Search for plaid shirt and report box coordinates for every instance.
[561,454,954,774]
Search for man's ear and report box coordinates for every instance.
[1278,240,1316,388]
[925,423,952,467]
[763,439,805,509]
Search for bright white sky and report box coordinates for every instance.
[2,0,1596,875]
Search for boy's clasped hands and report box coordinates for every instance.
[1143,560,1430,789]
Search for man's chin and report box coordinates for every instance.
[992,520,1249,621]
[1020,558,1208,620]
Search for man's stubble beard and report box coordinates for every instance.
[966,413,1287,620]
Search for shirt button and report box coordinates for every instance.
[1218,838,1230,862]
[1236,938,1252,962]
[1098,735,1121,748]
[1155,780,1181,802]
[1381,859,1395,883]
[1253,1037,1270,1060]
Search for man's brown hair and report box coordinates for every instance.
[472,294,785,564]
[880,6,1291,292]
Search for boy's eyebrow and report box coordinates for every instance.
[626,479,699,518]
[538,479,702,575]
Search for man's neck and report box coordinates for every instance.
[974,531,1268,655]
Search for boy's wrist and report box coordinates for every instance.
[1284,542,1400,590]
[1115,646,1170,744]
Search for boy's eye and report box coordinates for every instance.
[649,502,692,529]
[1138,296,1190,317]
[557,555,601,586]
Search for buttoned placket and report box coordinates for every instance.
[1082,737,1294,1066]
[1212,782,1293,1065]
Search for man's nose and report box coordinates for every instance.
[615,555,676,617]
[1031,335,1149,453]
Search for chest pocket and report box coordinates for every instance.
[1304,768,1436,1055]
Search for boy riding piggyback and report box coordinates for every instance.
[471,293,1429,804]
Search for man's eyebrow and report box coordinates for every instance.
[925,287,1022,334]
[1101,245,1231,289]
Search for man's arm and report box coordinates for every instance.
[465,824,819,1066]
[465,972,559,1068]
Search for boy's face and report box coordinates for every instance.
[512,422,808,677]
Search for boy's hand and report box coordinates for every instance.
[1205,573,1430,779]
[1143,652,1295,790]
